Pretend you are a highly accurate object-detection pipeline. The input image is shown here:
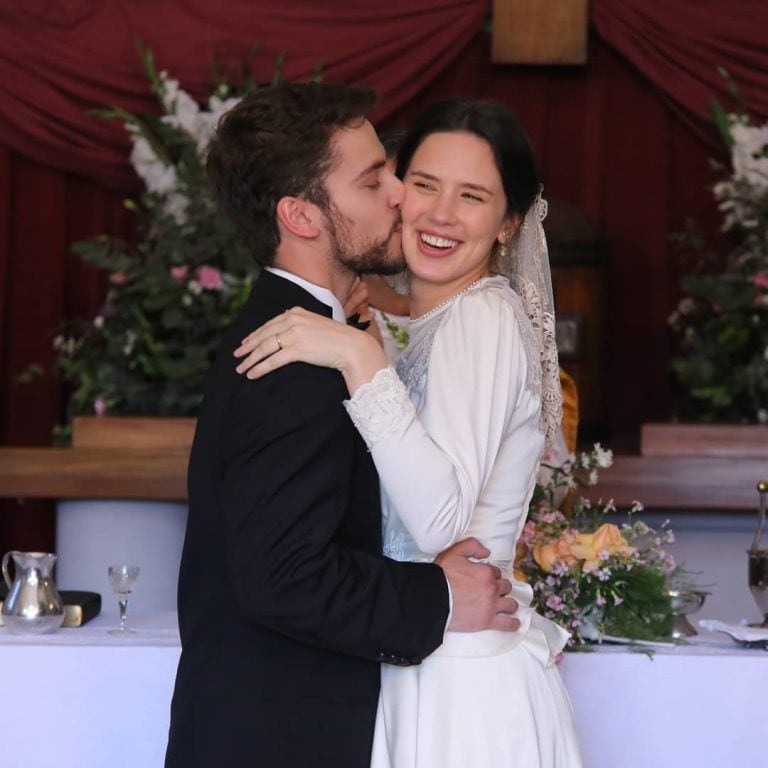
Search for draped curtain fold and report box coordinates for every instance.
[0,0,766,550]
[1,1,765,190]
[0,0,489,189]
[591,0,768,120]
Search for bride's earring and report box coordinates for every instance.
[498,231,511,262]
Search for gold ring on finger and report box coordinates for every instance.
[275,334,283,352]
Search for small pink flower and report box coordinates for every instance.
[94,396,107,417]
[110,272,129,285]
[171,266,189,282]
[754,272,768,290]
[196,265,224,291]
[546,594,564,611]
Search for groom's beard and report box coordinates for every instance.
[326,205,406,276]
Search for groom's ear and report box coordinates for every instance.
[276,196,322,239]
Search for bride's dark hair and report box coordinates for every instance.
[394,98,539,218]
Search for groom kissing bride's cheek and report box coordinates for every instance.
[165,82,581,768]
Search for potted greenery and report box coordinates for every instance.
[53,44,267,447]
[656,76,768,456]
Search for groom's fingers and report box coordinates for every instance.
[442,537,491,562]
[497,595,518,614]
[490,611,521,632]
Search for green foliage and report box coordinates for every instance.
[669,78,768,423]
[53,43,278,416]
[600,568,674,641]
[379,311,410,352]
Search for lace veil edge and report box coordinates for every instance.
[504,190,563,446]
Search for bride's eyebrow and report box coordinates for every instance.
[409,169,493,196]
[409,169,438,181]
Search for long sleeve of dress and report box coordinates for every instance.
[345,288,534,555]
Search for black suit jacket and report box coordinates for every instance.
[165,271,449,768]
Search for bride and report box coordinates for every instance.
[235,98,583,767]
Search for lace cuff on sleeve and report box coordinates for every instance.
[343,366,415,449]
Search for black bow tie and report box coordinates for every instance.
[346,313,371,331]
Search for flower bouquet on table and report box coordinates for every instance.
[54,44,265,421]
[515,445,679,646]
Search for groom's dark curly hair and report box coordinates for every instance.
[207,82,377,267]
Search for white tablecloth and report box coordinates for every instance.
[0,614,764,768]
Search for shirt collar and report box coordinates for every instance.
[265,267,346,322]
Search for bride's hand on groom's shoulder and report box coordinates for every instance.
[234,306,389,394]
[435,538,521,634]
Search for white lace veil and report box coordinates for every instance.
[503,188,563,445]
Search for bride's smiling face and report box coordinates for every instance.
[400,131,512,295]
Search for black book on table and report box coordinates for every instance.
[0,583,101,627]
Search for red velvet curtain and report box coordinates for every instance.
[1,1,767,551]
[0,1,489,190]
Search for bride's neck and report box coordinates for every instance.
[409,271,490,320]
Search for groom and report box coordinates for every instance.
[165,83,519,768]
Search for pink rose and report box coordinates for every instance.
[754,272,768,290]
[110,272,129,285]
[196,265,224,291]
[171,266,189,282]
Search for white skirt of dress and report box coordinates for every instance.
[370,614,582,768]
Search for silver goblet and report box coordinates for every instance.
[667,589,710,638]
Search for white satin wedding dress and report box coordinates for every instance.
[344,276,583,768]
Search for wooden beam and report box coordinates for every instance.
[592,455,768,511]
[492,0,589,65]
[0,448,188,501]
[641,423,768,459]
[0,447,765,511]
[71,416,196,450]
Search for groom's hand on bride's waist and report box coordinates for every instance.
[434,538,520,633]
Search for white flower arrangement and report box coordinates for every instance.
[669,75,768,423]
[53,44,263,419]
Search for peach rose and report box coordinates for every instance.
[570,523,635,571]
[533,536,577,572]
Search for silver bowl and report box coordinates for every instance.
[667,589,710,638]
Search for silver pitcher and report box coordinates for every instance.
[748,481,768,628]
[1,551,64,634]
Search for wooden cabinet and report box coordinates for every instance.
[546,198,610,443]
